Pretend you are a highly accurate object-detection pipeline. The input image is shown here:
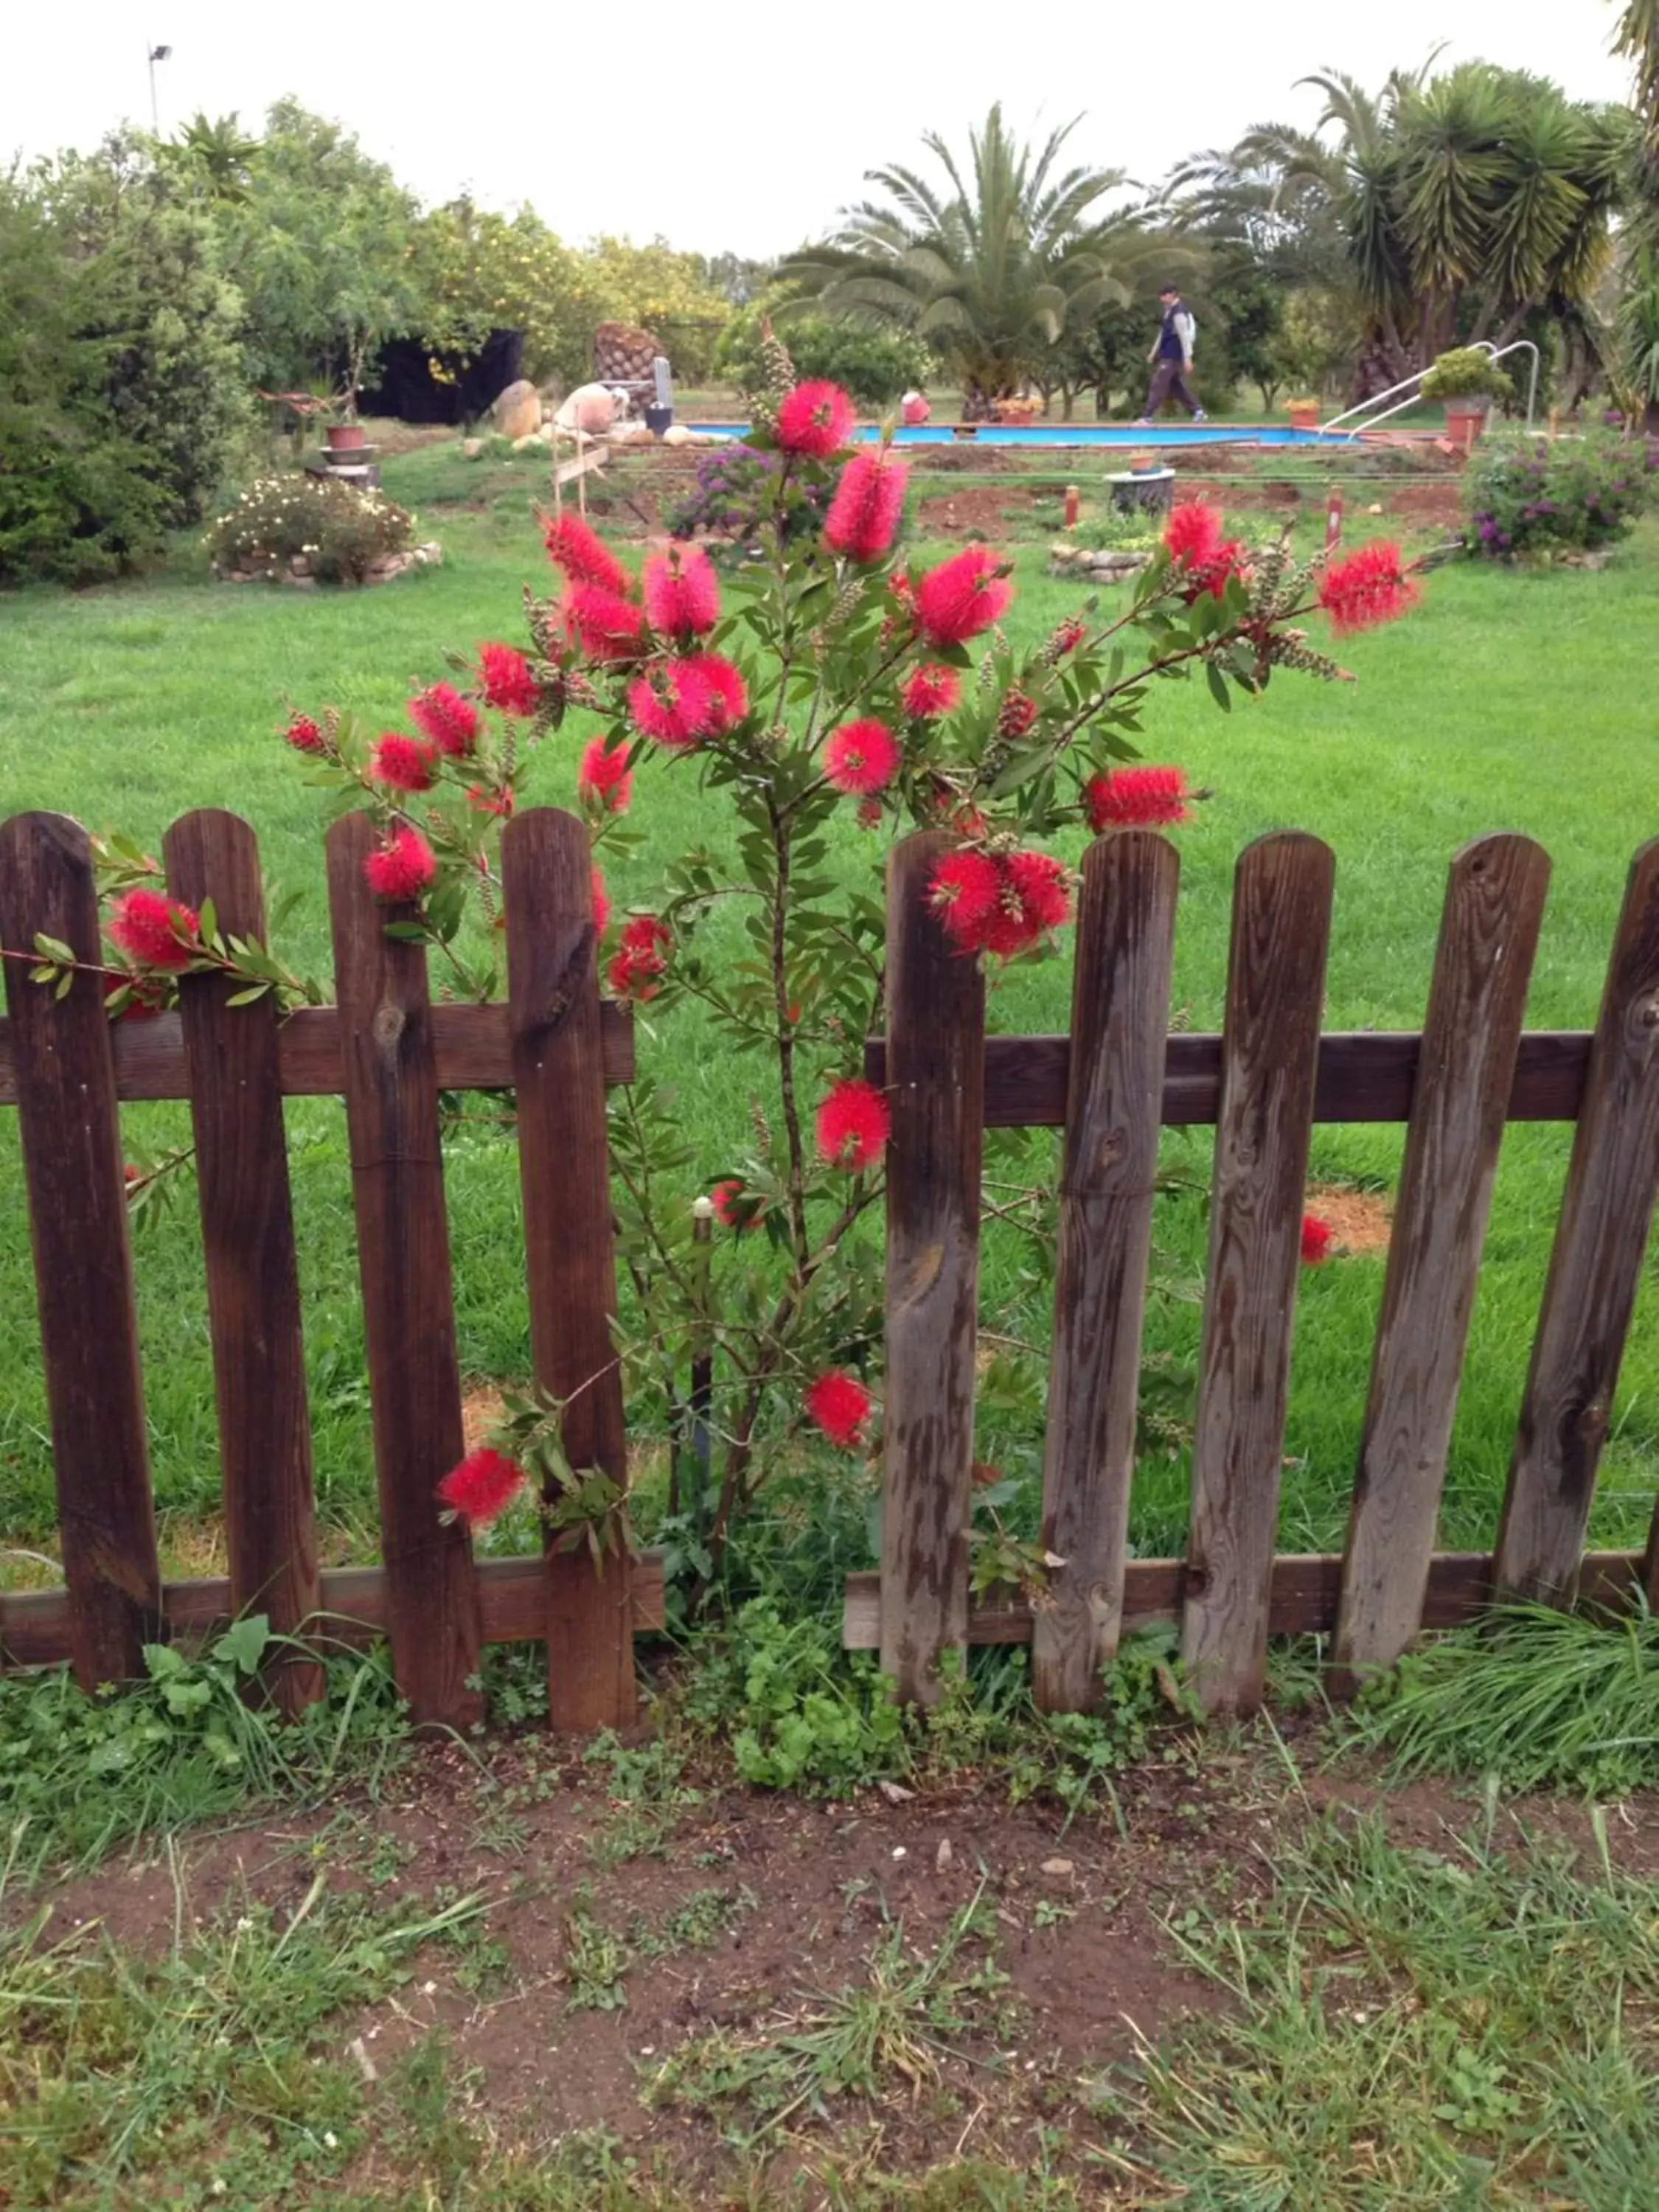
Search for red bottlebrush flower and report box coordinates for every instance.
[437,1446,526,1530]
[477,641,539,716]
[543,510,631,596]
[1164,501,1224,570]
[915,546,1012,646]
[467,782,515,817]
[856,797,885,830]
[711,1177,752,1229]
[804,1368,872,1450]
[369,732,438,793]
[815,1077,891,1172]
[408,682,480,758]
[627,658,716,747]
[284,712,326,754]
[607,913,671,1000]
[1085,765,1194,832]
[364,824,437,901]
[776,379,857,458]
[1301,1211,1335,1265]
[927,849,1003,946]
[823,718,901,796]
[902,662,961,719]
[1048,616,1088,657]
[591,866,610,936]
[998,689,1038,738]
[824,451,908,563]
[973,850,1073,958]
[642,543,720,639]
[577,737,633,815]
[562,585,648,664]
[680,650,749,732]
[108,888,198,972]
[1318,540,1419,636]
[105,970,167,1020]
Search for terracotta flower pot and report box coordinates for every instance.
[1442,397,1490,453]
[1287,402,1321,431]
[326,424,367,451]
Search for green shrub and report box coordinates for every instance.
[1466,431,1655,557]
[1420,346,1513,403]
[206,471,415,582]
[717,304,935,408]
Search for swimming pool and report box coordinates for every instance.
[685,422,1347,447]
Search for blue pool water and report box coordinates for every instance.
[686,422,1345,447]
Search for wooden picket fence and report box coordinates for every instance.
[1,808,1657,1732]
[0,806,647,1731]
[851,827,1659,1715]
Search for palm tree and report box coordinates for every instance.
[1191,60,1625,396]
[780,107,1130,415]
[164,113,260,203]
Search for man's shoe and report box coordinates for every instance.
[1133,417,1153,427]
[1192,408,1207,423]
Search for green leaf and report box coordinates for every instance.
[214,1614,271,1676]
[1205,662,1232,713]
[197,897,218,947]
[223,984,272,1006]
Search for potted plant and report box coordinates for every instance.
[1420,349,1512,451]
[1287,397,1321,431]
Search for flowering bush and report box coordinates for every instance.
[206,473,415,583]
[38,335,1418,1607]
[1465,432,1655,559]
[664,443,832,559]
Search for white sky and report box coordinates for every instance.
[2,2,1635,258]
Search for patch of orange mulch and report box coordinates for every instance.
[1308,1184,1393,1257]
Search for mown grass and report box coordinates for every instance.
[2,461,1658,1579]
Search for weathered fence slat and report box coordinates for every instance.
[1033,832,1180,1713]
[1332,834,1550,1691]
[166,811,322,1713]
[1183,832,1335,1714]
[881,832,986,1705]
[325,814,481,1726]
[0,814,162,1687]
[502,810,634,1730]
[1495,839,1659,1601]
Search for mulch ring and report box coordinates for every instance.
[24,1717,1657,2192]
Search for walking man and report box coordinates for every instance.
[1138,285,1205,423]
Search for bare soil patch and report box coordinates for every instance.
[29,1720,1657,2186]
[1307,1183,1394,1257]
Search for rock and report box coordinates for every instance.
[512,433,543,454]
[283,573,317,590]
[289,555,311,578]
[661,424,695,446]
[936,1839,953,1873]
[491,378,542,440]
[1040,1857,1074,1878]
[461,437,485,460]
[876,1778,914,1804]
[555,383,619,436]
[412,541,443,567]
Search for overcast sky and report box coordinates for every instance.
[3,3,1635,257]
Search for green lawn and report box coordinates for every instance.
[2,456,1657,1581]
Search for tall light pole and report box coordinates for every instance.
[147,44,171,136]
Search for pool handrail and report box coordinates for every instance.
[1322,341,1540,439]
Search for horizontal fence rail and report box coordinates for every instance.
[863,1029,1599,1127]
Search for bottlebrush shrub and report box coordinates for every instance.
[1465,431,1655,560]
[206,473,415,585]
[152,342,1415,1607]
